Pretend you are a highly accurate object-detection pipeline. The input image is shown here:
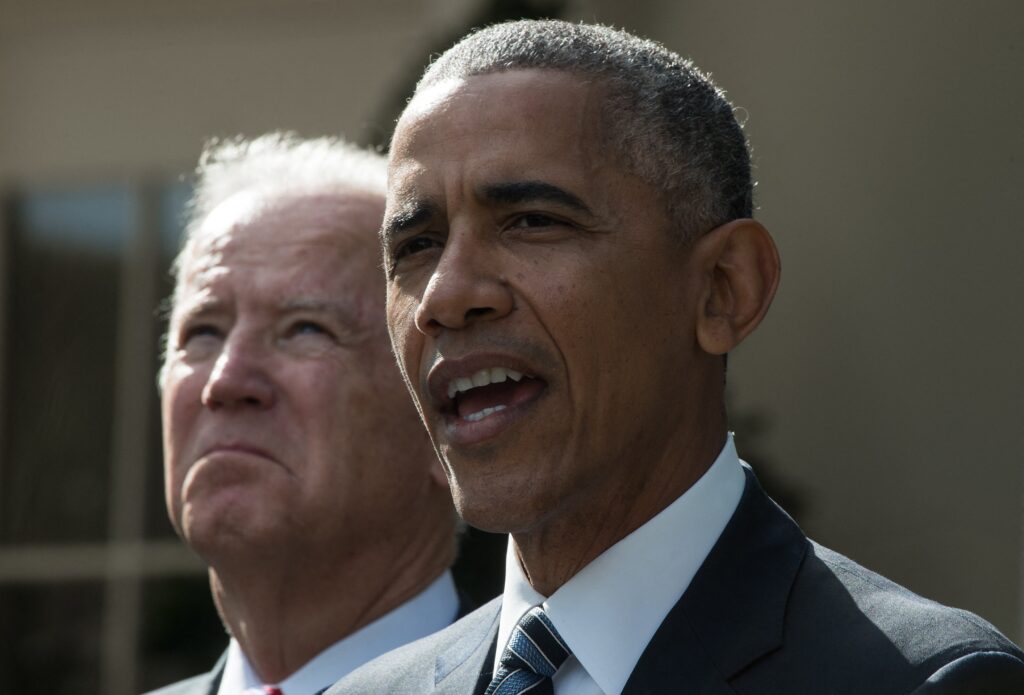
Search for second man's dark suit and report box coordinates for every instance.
[327,467,1024,694]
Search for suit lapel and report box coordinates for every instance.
[434,597,501,694]
[468,635,497,695]
[622,613,739,695]
[624,466,808,694]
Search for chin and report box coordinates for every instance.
[182,506,273,558]
[450,482,547,535]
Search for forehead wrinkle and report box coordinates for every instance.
[176,242,375,303]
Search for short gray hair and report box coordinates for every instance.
[415,20,752,242]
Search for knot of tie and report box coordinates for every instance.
[485,606,572,695]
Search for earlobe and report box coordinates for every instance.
[695,219,781,355]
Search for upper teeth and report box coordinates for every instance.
[447,367,524,399]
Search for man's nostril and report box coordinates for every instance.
[465,307,492,320]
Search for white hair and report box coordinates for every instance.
[185,132,386,233]
[171,131,385,295]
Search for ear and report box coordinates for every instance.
[693,219,780,355]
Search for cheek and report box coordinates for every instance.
[359,358,422,440]
[386,296,423,372]
[526,270,606,360]
[536,262,663,402]
[161,368,205,475]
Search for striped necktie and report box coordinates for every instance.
[485,606,572,695]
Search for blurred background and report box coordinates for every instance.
[0,0,1021,692]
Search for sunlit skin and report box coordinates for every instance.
[161,189,452,682]
[384,70,779,595]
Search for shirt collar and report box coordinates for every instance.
[218,570,458,695]
[496,434,745,695]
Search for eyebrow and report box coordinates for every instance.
[380,180,591,244]
[381,200,439,244]
[480,180,592,215]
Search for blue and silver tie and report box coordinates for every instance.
[485,606,572,695]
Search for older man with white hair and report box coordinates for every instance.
[147,133,465,695]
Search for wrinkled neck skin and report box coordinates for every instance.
[512,398,728,597]
[207,512,455,684]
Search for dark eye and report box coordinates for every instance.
[393,235,443,261]
[509,213,560,229]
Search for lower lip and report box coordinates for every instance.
[441,386,546,447]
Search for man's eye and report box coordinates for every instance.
[181,324,222,345]
[509,213,560,229]
[393,236,442,261]
[288,320,329,337]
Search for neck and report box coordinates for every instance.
[512,419,727,596]
[208,517,454,683]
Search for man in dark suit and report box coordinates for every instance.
[327,20,1024,694]
[148,134,464,695]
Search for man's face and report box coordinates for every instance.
[162,190,442,562]
[385,70,718,534]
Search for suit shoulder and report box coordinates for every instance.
[760,541,1024,692]
[324,596,502,695]
[810,542,1021,657]
[909,650,1024,694]
[734,541,1022,693]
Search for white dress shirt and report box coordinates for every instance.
[217,570,458,695]
[495,434,746,695]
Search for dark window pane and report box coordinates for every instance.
[158,180,190,262]
[138,574,224,691]
[145,181,191,540]
[2,186,132,544]
[0,581,103,692]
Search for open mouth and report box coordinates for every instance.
[445,366,546,423]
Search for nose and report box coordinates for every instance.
[200,333,275,410]
[413,236,514,336]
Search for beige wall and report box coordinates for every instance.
[0,0,475,182]
[2,0,1020,642]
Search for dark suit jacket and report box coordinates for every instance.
[325,467,1024,694]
